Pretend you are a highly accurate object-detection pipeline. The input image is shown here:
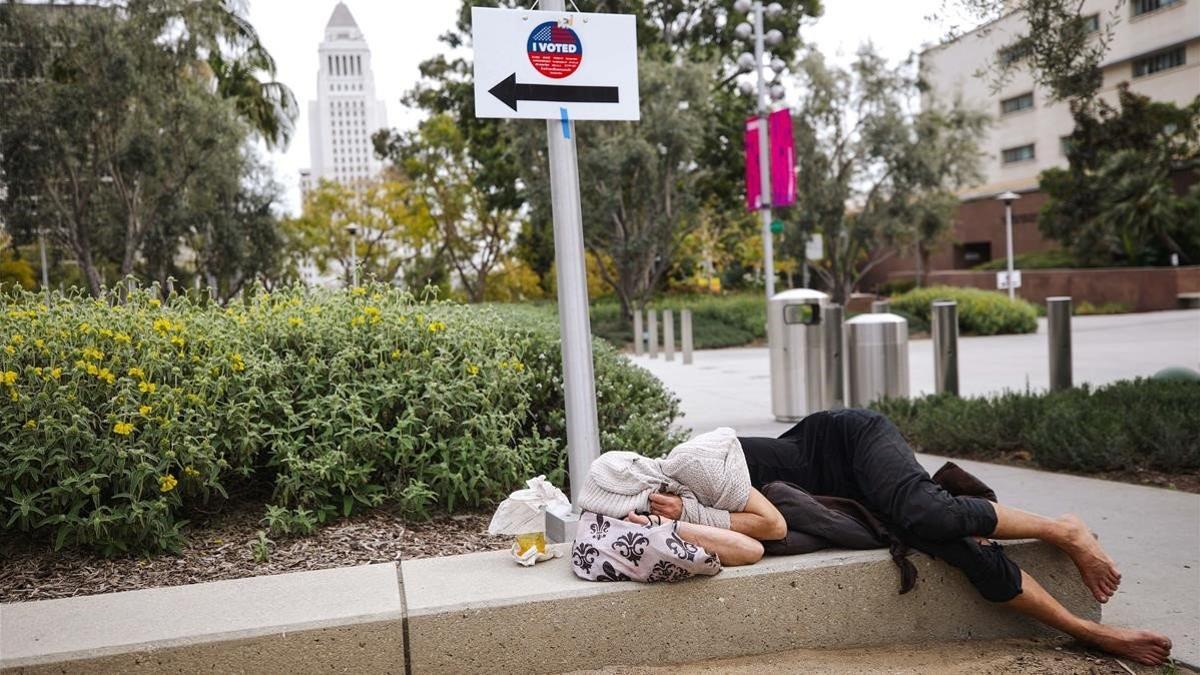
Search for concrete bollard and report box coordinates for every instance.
[681,309,694,365]
[633,310,644,356]
[663,309,675,362]
[932,301,959,396]
[1047,296,1073,391]
[647,310,658,359]
[871,299,890,313]
[823,303,845,410]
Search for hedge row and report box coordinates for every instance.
[889,286,1039,335]
[591,293,768,350]
[871,379,1200,473]
[0,285,686,554]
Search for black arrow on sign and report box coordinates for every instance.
[488,73,619,112]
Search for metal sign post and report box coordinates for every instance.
[472,4,639,506]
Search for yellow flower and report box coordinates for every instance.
[23,419,37,430]
[390,349,401,361]
[33,367,42,377]
[467,364,480,377]
[149,299,161,308]
[10,334,24,344]
[86,364,99,376]
[427,320,446,334]
[350,315,366,327]
[78,322,91,334]
[2,371,17,386]
[139,381,157,394]
[288,316,304,327]
[159,474,178,493]
[3,345,13,355]
[114,332,132,344]
[34,339,45,349]
[82,347,104,361]
[98,368,115,384]
[183,466,201,478]
[99,328,114,338]
[50,368,61,380]
[113,421,134,436]
[170,335,186,348]
[229,353,245,372]
[139,405,152,416]
[128,367,145,380]
[351,286,367,296]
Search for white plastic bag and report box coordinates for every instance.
[488,476,570,566]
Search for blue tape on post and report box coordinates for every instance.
[560,107,571,139]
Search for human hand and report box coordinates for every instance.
[649,492,683,520]
[625,511,650,525]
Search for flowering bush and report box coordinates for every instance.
[0,284,684,554]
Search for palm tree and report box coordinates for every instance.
[207,49,298,149]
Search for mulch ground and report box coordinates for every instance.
[988,450,1200,493]
[0,489,510,604]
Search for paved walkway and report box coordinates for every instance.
[632,309,1200,666]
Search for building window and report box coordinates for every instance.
[1133,0,1181,15]
[1082,13,1100,32]
[997,40,1032,66]
[1002,144,1036,164]
[1000,92,1034,115]
[959,242,992,267]
[1133,46,1186,77]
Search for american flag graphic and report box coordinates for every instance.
[530,24,576,45]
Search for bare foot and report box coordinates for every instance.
[1059,514,1121,603]
[1088,624,1173,666]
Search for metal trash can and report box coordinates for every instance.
[768,289,828,421]
[845,313,909,407]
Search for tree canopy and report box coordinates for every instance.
[1039,86,1200,266]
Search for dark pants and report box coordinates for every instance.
[739,408,1023,602]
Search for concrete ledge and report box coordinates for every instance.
[404,540,1098,674]
[1,563,406,674]
[2,540,1097,674]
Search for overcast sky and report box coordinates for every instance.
[246,0,954,215]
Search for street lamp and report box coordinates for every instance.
[732,0,786,300]
[996,191,1020,300]
[345,223,360,288]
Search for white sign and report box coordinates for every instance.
[996,269,1022,290]
[806,233,824,261]
[472,7,640,121]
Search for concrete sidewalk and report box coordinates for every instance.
[633,309,1200,666]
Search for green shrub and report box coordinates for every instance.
[890,286,1038,335]
[1075,301,1132,315]
[877,278,918,297]
[872,379,1200,474]
[590,293,767,350]
[0,285,685,554]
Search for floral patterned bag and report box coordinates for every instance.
[571,511,722,583]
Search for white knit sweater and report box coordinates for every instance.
[575,427,751,529]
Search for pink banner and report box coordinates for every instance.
[744,116,762,211]
[769,109,796,208]
[744,109,795,211]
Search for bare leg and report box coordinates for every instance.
[989,503,1121,603]
[625,512,764,566]
[1006,571,1172,666]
